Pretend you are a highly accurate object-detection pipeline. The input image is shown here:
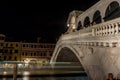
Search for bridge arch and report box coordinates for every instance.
[92,10,102,24]
[83,16,90,28]
[50,45,83,63]
[50,44,89,77]
[75,0,120,27]
[104,1,120,21]
[56,47,81,62]
[77,21,82,30]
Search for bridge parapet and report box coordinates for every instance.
[59,18,120,47]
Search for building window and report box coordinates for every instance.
[31,52,33,56]
[23,44,25,48]
[4,56,6,60]
[31,45,36,48]
[25,53,27,56]
[41,52,46,56]
[34,52,36,56]
[10,44,13,47]
[15,50,18,53]
[0,43,3,46]
[40,45,43,48]
[4,50,8,53]
[22,52,24,56]
[0,36,5,40]
[14,56,17,60]
[22,52,25,56]
[10,50,12,54]
[9,56,12,60]
[22,52,27,56]
[0,49,2,53]
[6,43,8,47]
[50,53,52,56]
[22,44,28,48]
[31,52,36,56]
[34,45,36,48]
[16,44,18,47]
[40,52,42,56]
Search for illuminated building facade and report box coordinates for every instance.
[1,42,21,61]
[21,42,55,63]
[0,34,55,62]
[0,34,22,61]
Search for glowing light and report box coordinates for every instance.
[23,75,29,80]
[67,24,69,27]
[23,71,30,75]
[3,71,7,75]
[72,26,76,29]
[5,63,8,67]
[18,63,22,68]
[24,58,30,64]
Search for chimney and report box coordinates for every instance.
[37,37,41,43]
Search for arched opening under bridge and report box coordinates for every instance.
[53,47,88,76]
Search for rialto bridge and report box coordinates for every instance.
[50,0,120,80]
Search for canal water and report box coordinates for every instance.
[0,62,88,80]
[0,76,88,80]
[0,72,88,80]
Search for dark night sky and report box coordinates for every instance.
[0,0,99,43]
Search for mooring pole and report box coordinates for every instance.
[13,64,17,80]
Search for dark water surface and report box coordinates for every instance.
[0,74,88,80]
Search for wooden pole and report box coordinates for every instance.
[13,64,17,80]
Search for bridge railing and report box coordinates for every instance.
[58,17,120,47]
[93,18,120,37]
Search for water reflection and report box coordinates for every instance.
[23,76,29,80]
[0,62,88,80]
[0,76,88,80]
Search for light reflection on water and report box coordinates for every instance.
[0,76,88,80]
[0,62,88,80]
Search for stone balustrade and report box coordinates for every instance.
[58,18,120,47]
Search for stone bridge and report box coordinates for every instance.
[50,18,120,80]
[50,0,120,79]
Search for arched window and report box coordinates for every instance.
[93,10,102,24]
[77,21,82,30]
[104,1,120,21]
[4,56,6,60]
[84,16,90,28]
[14,56,17,60]
[9,56,12,60]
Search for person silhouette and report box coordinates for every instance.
[107,73,116,80]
